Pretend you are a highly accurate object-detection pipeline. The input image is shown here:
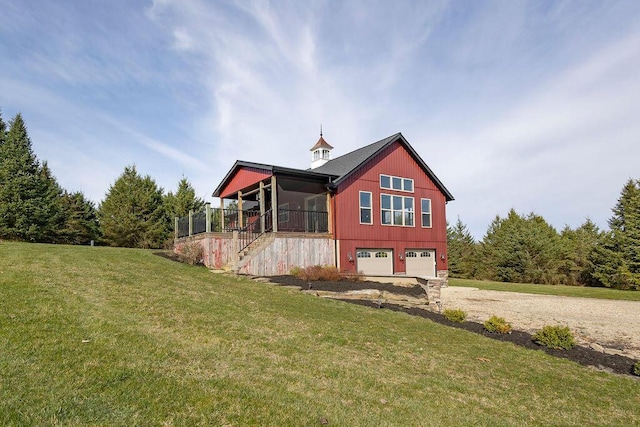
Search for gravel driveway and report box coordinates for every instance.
[441,287,640,360]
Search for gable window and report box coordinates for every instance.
[359,191,372,224]
[421,198,432,228]
[380,174,414,193]
[381,194,414,227]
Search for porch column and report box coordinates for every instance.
[237,191,243,228]
[219,198,224,232]
[326,192,332,234]
[271,175,278,232]
[259,181,265,233]
[205,203,211,233]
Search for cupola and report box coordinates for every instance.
[309,130,333,169]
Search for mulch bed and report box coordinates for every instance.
[268,275,639,377]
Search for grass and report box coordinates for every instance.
[450,277,640,301]
[1,241,639,426]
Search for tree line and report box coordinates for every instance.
[2,110,638,290]
[448,178,640,290]
[0,110,204,248]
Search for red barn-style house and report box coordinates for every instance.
[175,132,453,279]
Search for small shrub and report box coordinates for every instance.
[290,266,303,278]
[443,308,467,323]
[533,325,576,350]
[633,361,640,376]
[318,266,341,281]
[177,241,203,266]
[484,315,512,334]
[291,265,341,281]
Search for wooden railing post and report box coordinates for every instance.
[205,203,211,233]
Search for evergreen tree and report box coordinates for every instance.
[0,109,6,147]
[57,191,101,245]
[589,179,640,289]
[98,165,169,248]
[559,219,603,286]
[447,217,478,278]
[165,177,205,219]
[479,209,564,284]
[0,113,62,241]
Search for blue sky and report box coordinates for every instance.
[2,1,640,239]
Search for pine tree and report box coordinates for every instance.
[98,165,169,248]
[0,109,6,148]
[447,217,478,278]
[0,113,62,241]
[479,209,564,284]
[589,179,640,289]
[165,177,206,219]
[559,219,603,285]
[57,191,101,245]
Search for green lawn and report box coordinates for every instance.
[1,242,639,426]
[449,277,640,301]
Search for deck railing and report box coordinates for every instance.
[175,207,329,238]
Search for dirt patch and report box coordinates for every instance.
[266,275,639,377]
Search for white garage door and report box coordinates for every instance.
[405,249,436,277]
[356,249,393,276]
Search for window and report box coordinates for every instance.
[406,251,417,258]
[379,174,414,193]
[381,194,414,226]
[375,251,388,258]
[357,251,371,258]
[421,198,432,228]
[359,191,372,224]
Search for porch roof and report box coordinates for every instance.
[212,160,337,198]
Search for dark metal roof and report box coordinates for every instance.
[213,133,454,201]
[314,132,454,201]
[312,133,399,178]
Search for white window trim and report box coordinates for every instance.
[359,191,373,225]
[421,198,432,228]
[380,193,415,227]
[379,174,414,193]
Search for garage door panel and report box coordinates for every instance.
[356,249,393,275]
[406,249,436,277]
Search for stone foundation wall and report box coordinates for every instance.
[437,270,449,287]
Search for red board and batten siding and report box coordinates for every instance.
[334,141,448,274]
[218,167,272,199]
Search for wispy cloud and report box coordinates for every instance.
[2,0,640,237]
